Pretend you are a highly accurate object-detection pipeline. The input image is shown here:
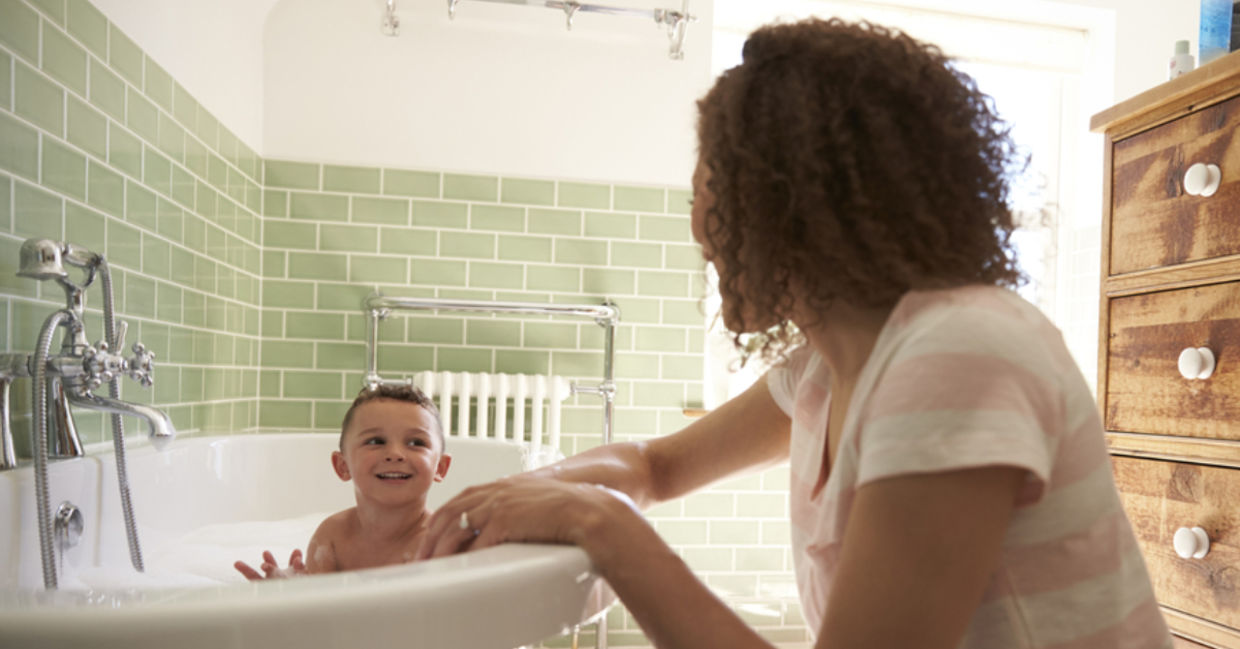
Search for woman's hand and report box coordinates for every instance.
[234,549,308,580]
[414,475,642,563]
[419,477,778,649]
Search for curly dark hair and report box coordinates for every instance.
[696,18,1026,360]
[340,383,444,449]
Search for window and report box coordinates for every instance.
[704,0,1112,408]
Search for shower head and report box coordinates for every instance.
[16,239,104,282]
[16,239,69,281]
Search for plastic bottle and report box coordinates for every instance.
[1170,40,1196,79]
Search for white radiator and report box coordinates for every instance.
[410,371,571,457]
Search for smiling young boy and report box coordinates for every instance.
[235,384,451,579]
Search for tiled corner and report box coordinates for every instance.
[0,2,806,646]
[1,0,265,438]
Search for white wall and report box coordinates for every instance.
[262,0,715,186]
[90,0,274,151]
[1071,0,1198,105]
[88,0,1192,188]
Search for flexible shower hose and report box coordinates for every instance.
[98,258,145,573]
[32,310,71,589]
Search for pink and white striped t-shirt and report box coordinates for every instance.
[766,285,1171,648]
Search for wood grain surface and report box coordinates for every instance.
[1105,282,1240,440]
[1110,94,1240,275]
[1175,635,1215,649]
[1113,456,1240,634]
[1174,634,1215,648]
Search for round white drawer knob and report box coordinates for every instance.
[1178,346,1216,380]
[1184,162,1222,197]
[1174,526,1210,559]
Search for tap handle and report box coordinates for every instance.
[83,342,127,391]
[113,320,128,352]
[126,341,155,388]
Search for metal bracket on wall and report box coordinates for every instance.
[445,0,696,60]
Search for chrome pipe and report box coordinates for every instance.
[98,257,153,573]
[450,0,686,22]
[63,392,176,450]
[0,378,15,470]
[362,293,619,447]
[364,306,388,388]
[365,294,619,323]
[33,309,74,589]
[445,0,695,60]
[600,317,616,446]
[0,353,30,471]
[47,376,83,458]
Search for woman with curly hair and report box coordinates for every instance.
[418,18,1172,649]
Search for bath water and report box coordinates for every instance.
[64,510,333,590]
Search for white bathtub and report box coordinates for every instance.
[0,433,614,649]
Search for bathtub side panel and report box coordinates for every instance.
[1,458,102,590]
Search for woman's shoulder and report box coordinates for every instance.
[888,286,1057,352]
[764,344,825,410]
[891,285,1039,327]
[876,285,1075,385]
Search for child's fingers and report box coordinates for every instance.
[234,561,264,581]
[262,550,278,565]
[289,549,306,571]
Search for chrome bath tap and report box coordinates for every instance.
[4,238,176,589]
[1,239,175,462]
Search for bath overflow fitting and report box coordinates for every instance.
[55,501,84,551]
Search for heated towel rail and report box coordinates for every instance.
[362,294,620,447]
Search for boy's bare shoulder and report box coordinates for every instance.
[314,507,360,538]
[305,507,358,574]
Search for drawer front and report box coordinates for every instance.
[1110,94,1240,275]
[1112,456,1240,632]
[1106,281,1240,440]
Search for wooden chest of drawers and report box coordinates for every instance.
[1093,51,1240,648]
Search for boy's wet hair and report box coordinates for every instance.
[696,18,1027,362]
[339,383,445,450]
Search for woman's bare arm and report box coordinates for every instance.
[815,466,1025,649]
[415,377,792,646]
[528,377,791,509]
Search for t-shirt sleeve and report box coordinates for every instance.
[853,306,1061,506]
[765,346,814,419]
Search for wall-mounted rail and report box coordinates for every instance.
[445,0,695,59]
[363,294,621,445]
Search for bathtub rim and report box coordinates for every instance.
[0,533,613,648]
[1,431,611,649]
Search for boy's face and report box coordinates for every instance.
[331,399,451,507]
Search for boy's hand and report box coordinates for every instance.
[234,549,308,580]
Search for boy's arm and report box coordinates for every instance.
[303,517,340,574]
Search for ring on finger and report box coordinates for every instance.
[459,511,480,536]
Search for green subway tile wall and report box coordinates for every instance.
[260,156,710,459]
[0,2,806,647]
[1,0,262,450]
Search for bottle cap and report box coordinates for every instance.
[1176,40,1191,54]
